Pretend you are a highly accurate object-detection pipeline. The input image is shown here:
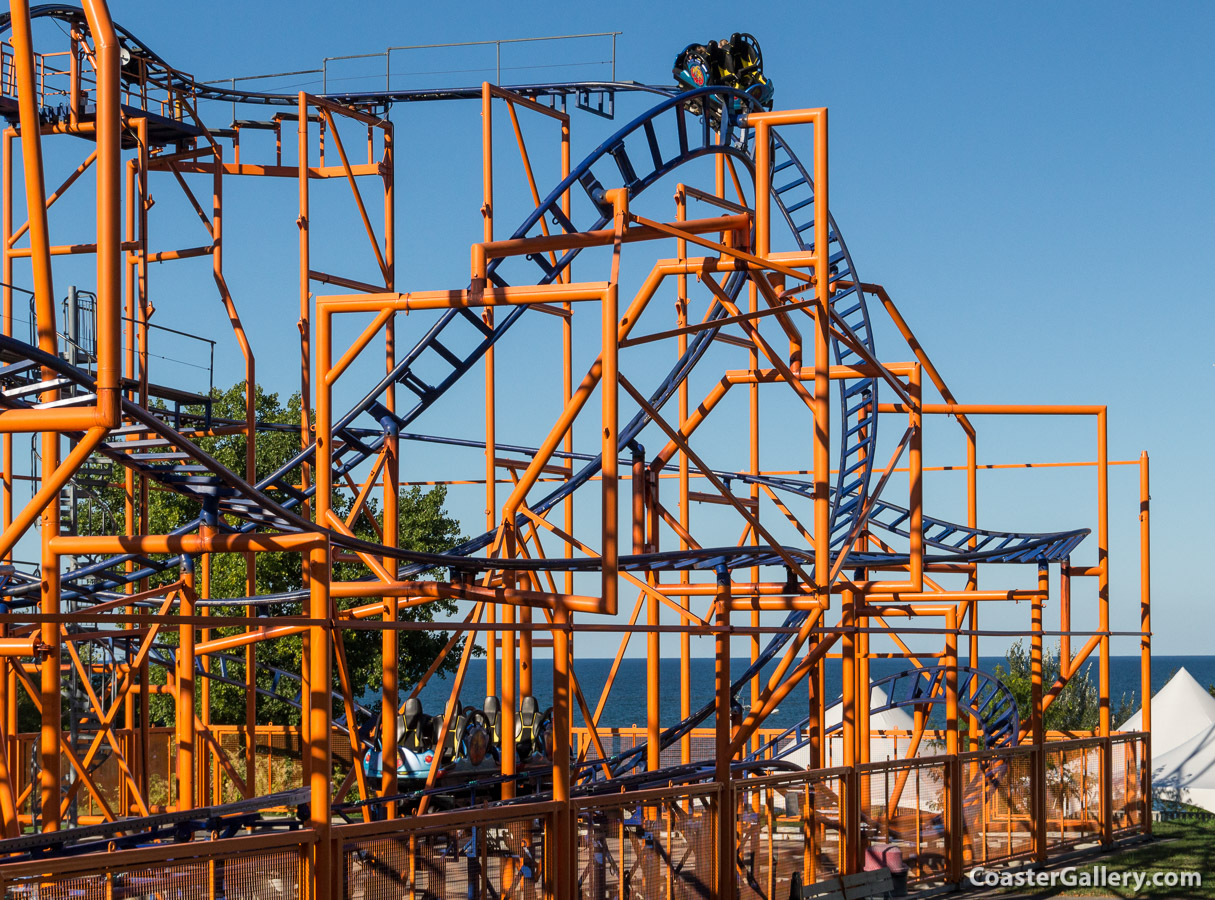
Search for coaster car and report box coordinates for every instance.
[360,696,438,781]
[673,32,774,125]
[361,694,560,791]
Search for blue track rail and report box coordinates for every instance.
[745,666,1021,765]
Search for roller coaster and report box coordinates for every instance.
[0,4,1153,899]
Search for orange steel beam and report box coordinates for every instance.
[619,293,821,349]
[304,542,332,887]
[1,129,12,563]
[1139,452,1152,835]
[482,83,501,713]
[517,504,706,626]
[732,632,842,756]
[62,639,150,816]
[162,160,383,178]
[317,108,390,284]
[504,519,613,777]
[9,0,62,364]
[619,373,814,589]
[7,147,98,245]
[469,214,751,282]
[714,568,734,900]
[51,532,327,555]
[754,107,833,630]
[1139,457,1151,717]
[6,240,139,258]
[880,403,1107,416]
[0,425,108,558]
[851,281,975,439]
[340,464,387,540]
[298,92,313,520]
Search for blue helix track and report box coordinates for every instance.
[745,666,1021,764]
[0,7,1087,786]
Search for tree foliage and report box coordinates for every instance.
[993,640,1135,733]
[79,381,466,728]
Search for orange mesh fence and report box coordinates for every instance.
[574,782,718,900]
[574,728,759,767]
[339,801,556,900]
[1044,740,1103,850]
[0,831,309,900]
[858,756,950,885]
[960,745,1035,867]
[733,767,847,900]
[1110,734,1148,835]
[0,736,1152,898]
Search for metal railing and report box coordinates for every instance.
[339,799,559,900]
[0,829,312,899]
[202,31,623,108]
[0,733,1152,898]
[0,37,197,125]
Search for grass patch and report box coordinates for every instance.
[991,820,1215,898]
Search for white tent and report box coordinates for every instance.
[1118,667,1215,814]
[1119,666,1215,757]
[784,685,920,768]
[1152,723,1215,813]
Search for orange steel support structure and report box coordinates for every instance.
[0,6,1152,899]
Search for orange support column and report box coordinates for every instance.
[297,93,313,516]
[177,559,196,812]
[808,649,823,770]
[751,107,835,629]
[481,83,500,701]
[945,608,959,755]
[858,619,871,766]
[1031,566,1046,864]
[1060,571,1072,680]
[552,605,573,898]
[1097,411,1113,848]
[305,541,333,897]
[1,131,11,550]
[676,189,692,769]
[501,599,516,801]
[9,23,67,835]
[966,429,980,756]
[811,113,831,618]
[945,606,962,882]
[1139,451,1151,835]
[638,449,660,772]
[313,259,335,893]
[381,118,399,818]
[601,189,627,618]
[841,588,858,874]
[748,275,761,759]
[39,536,61,832]
[714,566,734,900]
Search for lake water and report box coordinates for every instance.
[400,654,1214,731]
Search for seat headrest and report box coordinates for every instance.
[520,696,539,723]
[483,696,500,724]
[403,697,422,728]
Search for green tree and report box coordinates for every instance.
[79,381,467,727]
[993,640,1135,733]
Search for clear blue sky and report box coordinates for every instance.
[18,2,1213,655]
